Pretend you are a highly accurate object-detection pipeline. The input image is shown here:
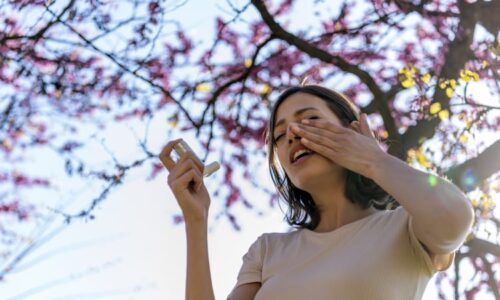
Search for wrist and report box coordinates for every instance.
[368,151,396,181]
[185,218,208,232]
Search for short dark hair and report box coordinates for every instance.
[264,85,398,230]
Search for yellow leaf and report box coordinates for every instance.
[471,71,479,81]
[261,84,270,94]
[399,65,418,76]
[471,198,479,207]
[416,149,430,168]
[439,79,448,89]
[449,79,457,88]
[244,58,253,68]
[460,69,480,82]
[446,87,454,98]
[401,78,415,88]
[168,121,177,128]
[429,102,441,114]
[460,70,471,82]
[459,134,468,143]
[482,60,489,68]
[196,83,210,92]
[438,109,449,120]
[421,73,431,83]
[483,197,491,210]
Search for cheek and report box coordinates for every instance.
[274,147,288,167]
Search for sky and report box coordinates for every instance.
[1,0,499,299]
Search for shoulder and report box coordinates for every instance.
[256,230,301,247]
[260,230,299,241]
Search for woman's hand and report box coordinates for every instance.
[159,139,210,224]
[290,113,387,179]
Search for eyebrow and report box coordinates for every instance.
[275,107,319,129]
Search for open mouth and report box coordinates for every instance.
[292,151,314,164]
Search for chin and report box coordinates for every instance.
[289,165,345,190]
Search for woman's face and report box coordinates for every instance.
[272,92,346,190]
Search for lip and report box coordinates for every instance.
[291,152,315,166]
[289,144,311,164]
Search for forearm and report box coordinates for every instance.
[370,152,474,252]
[185,222,215,300]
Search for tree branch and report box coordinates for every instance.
[481,255,500,299]
[445,140,500,192]
[250,0,400,154]
[395,0,478,157]
[44,5,197,127]
[476,0,500,36]
[0,0,76,44]
[466,237,500,257]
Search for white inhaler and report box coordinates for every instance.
[171,140,220,177]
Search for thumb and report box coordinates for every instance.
[360,113,375,138]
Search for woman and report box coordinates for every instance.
[160,85,474,300]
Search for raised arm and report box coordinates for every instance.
[160,139,215,300]
[291,115,474,271]
[185,221,215,300]
[370,152,474,255]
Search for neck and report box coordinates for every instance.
[307,175,377,233]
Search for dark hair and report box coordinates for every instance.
[264,84,398,230]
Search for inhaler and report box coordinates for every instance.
[171,140,220,177]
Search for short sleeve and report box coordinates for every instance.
[234,234,266,288]
[408,212,457,275]
[395,206,442,276]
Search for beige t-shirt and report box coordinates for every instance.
[234,206,456,300]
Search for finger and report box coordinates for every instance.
[160,139,205,174]
[178,150,205,175]
[171,169,203,193]
[168,163,204,194]
[159,138,183,170]
[300,137,338,160]
[360,114,375,138]
[168,157,204,184]
[300,119,348,134]
[293,126,343,151]
[292,123,345,141]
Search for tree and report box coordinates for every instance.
[0,0,499,298]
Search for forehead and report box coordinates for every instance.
[274,93,333,127]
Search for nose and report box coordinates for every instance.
[286,122,301,144]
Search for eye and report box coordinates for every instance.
[273,116,319,144]
[273,134,284,143]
